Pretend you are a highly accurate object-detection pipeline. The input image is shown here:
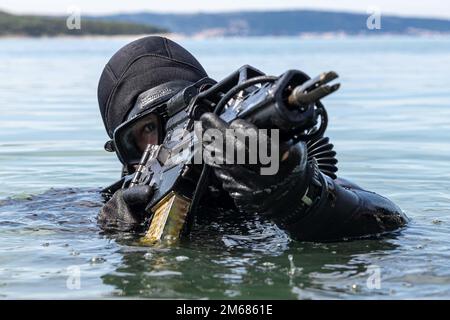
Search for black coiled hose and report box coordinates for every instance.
[306,136,338,179]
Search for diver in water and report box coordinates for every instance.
[97,36,407,242]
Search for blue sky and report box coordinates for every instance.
[2,0,450,19]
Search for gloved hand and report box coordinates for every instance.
[97,185,153,231]
[199,112,313,218]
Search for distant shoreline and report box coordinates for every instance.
[2,9,450,38]
[0,33,180,40]
[92,10,450,37]
[0,10,166,37]
[1,32,450,40]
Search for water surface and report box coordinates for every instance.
[0,36,449,299]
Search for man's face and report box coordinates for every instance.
[131,113,160,153]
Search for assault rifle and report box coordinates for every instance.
[115,65,340,244]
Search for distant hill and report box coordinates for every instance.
[0,11,167,37]
[93,10,450,36]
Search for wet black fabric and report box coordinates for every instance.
[98,36,208,138]
[284,176,408,241]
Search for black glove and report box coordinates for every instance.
[199,112,315,219]
[98,185,153,231]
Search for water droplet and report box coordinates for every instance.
[403,282,413,287]
[224,289,240,297]
[351,284,359,292]
[175,255,189,262]
[90,257,106,264]
[144,252,153,260]
[262,261,276,270]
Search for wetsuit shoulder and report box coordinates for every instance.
[285,175,408,241]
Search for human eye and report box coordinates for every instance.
[143,122,156,133]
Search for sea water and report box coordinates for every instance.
[0,36,449,299]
